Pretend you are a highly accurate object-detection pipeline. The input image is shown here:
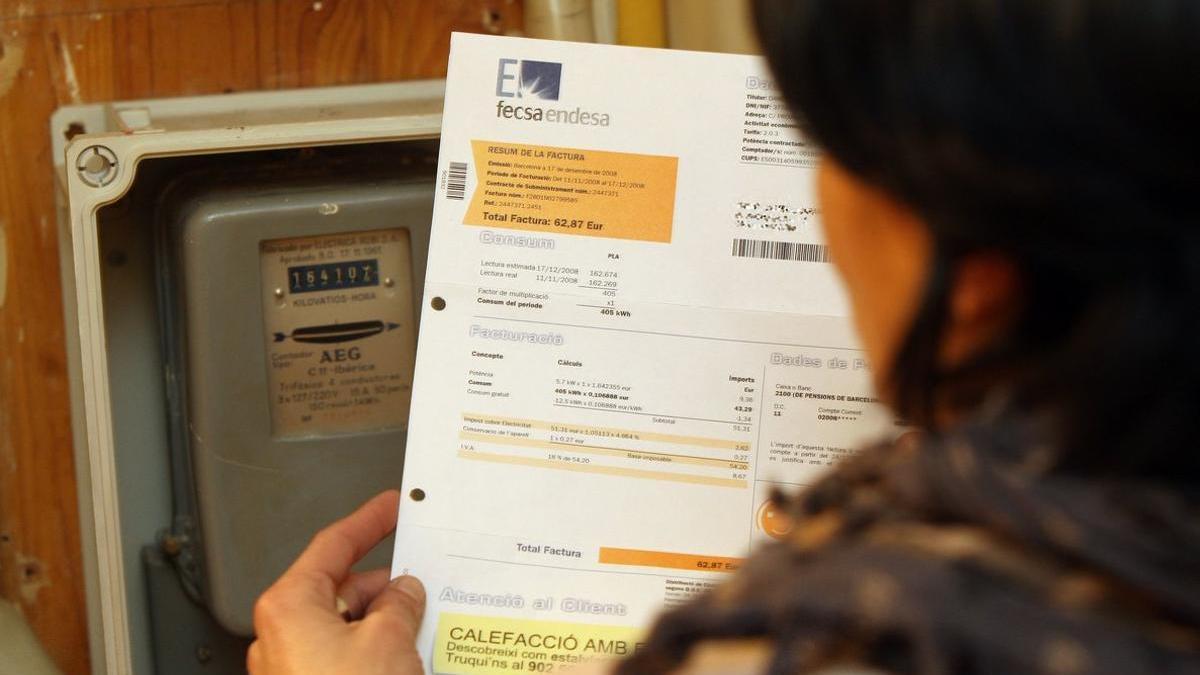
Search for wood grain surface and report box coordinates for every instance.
[0,2,523,672]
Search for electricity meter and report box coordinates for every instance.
[156,161,431,636]
[55,81,443,675]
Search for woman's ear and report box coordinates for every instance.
[940,252,1022,367]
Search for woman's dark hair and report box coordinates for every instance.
[754,0,1200,485]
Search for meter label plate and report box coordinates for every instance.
[261,229,416,437]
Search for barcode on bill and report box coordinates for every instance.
[731,238,830,263]
[445,161,468,200]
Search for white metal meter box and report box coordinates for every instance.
[53,80,445,675]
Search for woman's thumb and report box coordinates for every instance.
[365,575,426,635]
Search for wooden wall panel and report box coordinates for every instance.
[0,2,523,673]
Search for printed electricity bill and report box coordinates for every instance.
[393,33,903,674]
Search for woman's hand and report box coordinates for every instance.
[248,490,426,675]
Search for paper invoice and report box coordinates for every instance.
[393,33,902,674]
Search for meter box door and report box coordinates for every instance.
[54,81,445,675]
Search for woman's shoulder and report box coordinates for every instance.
[617,425,1200,673]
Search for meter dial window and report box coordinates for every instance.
[260,229,416,438]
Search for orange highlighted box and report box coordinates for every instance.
[465,140,678,243]
[599,547,744,573]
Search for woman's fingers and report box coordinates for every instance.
[258,490,401,630]
[286,490,401,585]
[335,568,392,621]
[249,492,427,675]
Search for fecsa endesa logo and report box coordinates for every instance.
[492,58,610,127]
[495,58,563,100]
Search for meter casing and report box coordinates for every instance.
[54,81,444,675]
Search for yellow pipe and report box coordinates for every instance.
[617,0,667,47]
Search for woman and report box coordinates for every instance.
[248,0,1200,672]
